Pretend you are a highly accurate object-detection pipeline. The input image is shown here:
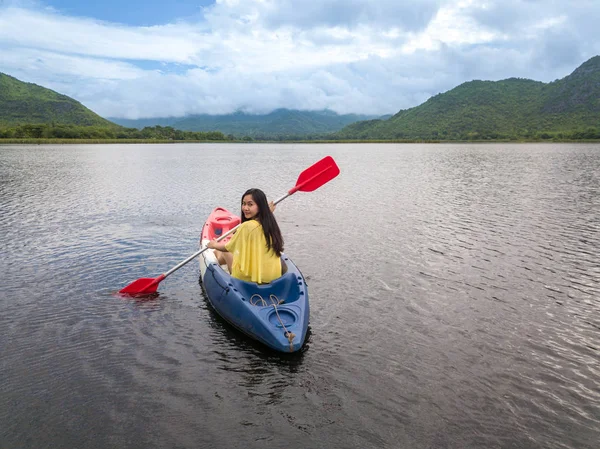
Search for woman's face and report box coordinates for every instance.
[241,194,259,220]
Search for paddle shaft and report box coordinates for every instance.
[163,189,290,278]
[163,223,237,278]
[163,165,333,278]
[120,155,340,295]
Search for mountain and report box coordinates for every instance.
[541,56,600,114]
[337,56,600,140]
[0,73,117,127]
[109,109,380,138]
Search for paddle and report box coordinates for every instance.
[119,155,340,296]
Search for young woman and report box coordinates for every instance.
[207,188,284,284]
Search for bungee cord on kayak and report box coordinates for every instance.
[249,293,296,352]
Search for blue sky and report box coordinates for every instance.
[1,0,599,119]
[38,0,214,26]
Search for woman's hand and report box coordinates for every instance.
[208,239,227,251]
[269,201,276,213]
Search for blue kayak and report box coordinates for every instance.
[199,207,309,353]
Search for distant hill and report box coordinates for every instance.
[110,109,380,138]
[0,73,117,127]
[337,56,600,140]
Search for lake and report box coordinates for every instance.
[1,143,599,448]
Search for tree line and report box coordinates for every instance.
[0,124,231,141]
[1,122,598,142]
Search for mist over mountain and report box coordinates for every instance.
[109,109,381,138]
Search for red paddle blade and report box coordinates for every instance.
[289,156,340,194]
[119,274,165,296]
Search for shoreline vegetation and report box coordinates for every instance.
[2,138,600,145]
[0,124,599,145]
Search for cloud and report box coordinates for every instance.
[0,0,598,119]
[1,46,145,79]
[228,0,445,31]
[0,7,203,62]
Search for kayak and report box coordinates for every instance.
[199,207,309,353]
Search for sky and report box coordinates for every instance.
[1,0,599,119]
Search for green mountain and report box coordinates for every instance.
[337,56,600,140]
[0,73,116,127]
[110,109,379,138]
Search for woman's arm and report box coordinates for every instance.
[207,239,228,251]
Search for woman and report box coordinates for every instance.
[207,188,284,284]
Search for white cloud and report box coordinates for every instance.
[225,0,445,31]
[1,47,145,79]
[0,0,598,119]
[0,7,203,62]
[402,1,501,53]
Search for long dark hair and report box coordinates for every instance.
[240,188,284,257]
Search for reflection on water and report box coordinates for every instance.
[1,143,599,449]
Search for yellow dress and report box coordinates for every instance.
[225,220,282,284]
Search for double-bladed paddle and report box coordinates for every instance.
[119,155,340,296]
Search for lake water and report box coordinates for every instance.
[1,143,599,449]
